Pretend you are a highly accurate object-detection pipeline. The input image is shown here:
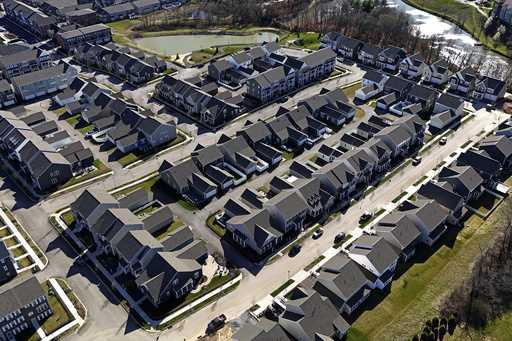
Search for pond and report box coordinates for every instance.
[134,31,279,55]
[388,0,509,70]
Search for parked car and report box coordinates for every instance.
[439,137,447,145]
[206,314,227,335]
[412,156,422,166]
[359,211,373,223]
[334,232,346,244]
[312,228,324,239]
[288,244,302,257]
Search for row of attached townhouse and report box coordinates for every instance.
[97,0,161,22]
[75,43,164,84]
[323,32,507,103]
[223,114,425,258]
[246,48,337,103]
[449,67,507,102]
[63,81,177,155]
[208,42,281,84]
[0,110,95,191]
[154,75,242,129]
[0,240,16,284]
[0,45,54,80]
[55,23,112,52]
[3,0,58,38]
[70,188,208,307]
[10,61,78,102]
[232,131,512,340]
[0,276,53,341]
[0,81,17,108]
[157,86,355,206]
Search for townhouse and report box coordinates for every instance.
[0,112,90,192]
[246,48,336,103]
[417,181,465,225]
[429,93,465,132]
[478,135,512,169]
[493,0,512,27]
[312,253,372,315]
[0,81,16,109]
[155,75,241,129]
[356,70,389,101]
[457,149,502,188]
[376,46,407,72]
[76,43,159,84]
[0,241,16,284]
[56,24,112,52]
[0,46,53,79]
[358,43,382,66]
[449,67,478,95]
[375,212,422,261]
[348,235,400,289]
[299,88,355,127]
[424,60,451,85]
[97,2,136,22]
[472,76,506,103]
[0,276,53,341]
[65,8,98,26]
[11,62,78,102]
[70,189,207,307]
[399,53,428,79]
[3,0,57,38]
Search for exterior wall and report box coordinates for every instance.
[0,294,52,340]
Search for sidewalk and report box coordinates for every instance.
[0,207,46,271]
[37,278,86,341]
[51,212,242,330]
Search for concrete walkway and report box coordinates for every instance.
[0,207,46,271]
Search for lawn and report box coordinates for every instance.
[58,160,111,190]
[467,191,501,215]
[107,19,141,35]
[304,255,326,271]
[403,0,510,57]
[206,213,226,237]
[177,199,198,211]
[271,279,295,297]
[3,236,17,247]
[342,82,362,100]
[10,246,26,258]
[112,175,159,198]
[0,227,10,237]
[293,32,322,50]
[346,200,506,341]
[154,219,185,240]
[56,279,87,320]
[61,211,75,227]
[117,131,187,167]
[41,281,73,335]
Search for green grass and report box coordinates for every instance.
[177,199,198,211]
[61,211,75,227]
[0,228,10,237]
[348,199,507,341]
[467,191,500,215]
[342,82,362,100]
[392,191,408,203]
[282,151,294,161]
[293,32,322,50]
[59,160,111,190]
[78,124,94,134]
[3,236,17,247]
[112,175,159,198]
[355,108,365,119]
[206,213,226,237]
[10,246,25,257]
[65,114,80,126]
[271,279,295,297]
[41,281,74,335]
[17,256,32,268]
[117,132,187,167]
[56,279,87,320]
[154,219,185,240]
[304,255,325,271]
[403,0,510,57]
[107,19,141,35]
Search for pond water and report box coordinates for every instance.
[388,0,509,70]
[134,31,279,55]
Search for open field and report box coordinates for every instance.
[347,195,511,341]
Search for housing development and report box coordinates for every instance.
[0,0,511,341]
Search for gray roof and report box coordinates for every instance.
[280,289,350,340]
[233,318,292,341]
[438,165,483,197]
[315,253,370,305]
[0,276,45,317]
[376,213,422,252]
[300,48,336,67]
[400,199,449,234]
[417,181,464,212]
[349,235,399,274]
[142,206,174,236]
[160,225,194,252]
[479,135,512,164]
[11,63,75,87]
[113,229,161,262]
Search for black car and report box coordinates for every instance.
[288,244,302,257]
[206,314,227,335]
[334,233,346,244]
